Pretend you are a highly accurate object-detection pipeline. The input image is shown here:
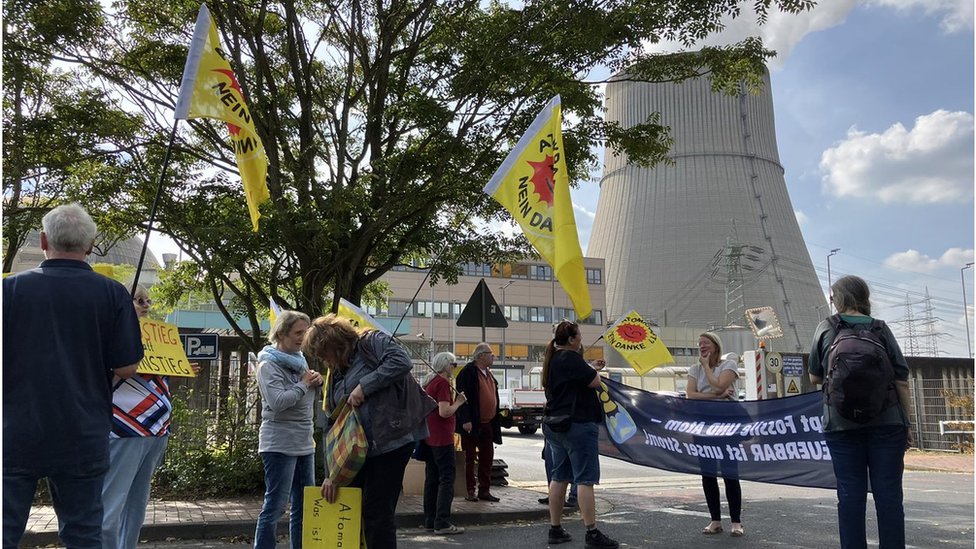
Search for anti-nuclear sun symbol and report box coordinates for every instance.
[527,156,555,207]
[615,322,647,343]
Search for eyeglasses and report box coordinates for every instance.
[449,362,458,367]
[133,298,153,306]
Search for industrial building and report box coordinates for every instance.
[588,69,826,356]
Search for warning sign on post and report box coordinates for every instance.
[136,318,196,377]
[786,377,801,395]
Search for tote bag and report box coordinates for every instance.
[324,399,368,486]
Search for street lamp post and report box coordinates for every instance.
[963,262,974,358]
[430,282,435,361]
[499,281,515,367]
[827,248,840,309]
[451,299,458,355]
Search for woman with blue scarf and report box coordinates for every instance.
[253,310,323,549]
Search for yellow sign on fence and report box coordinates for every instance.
[136,318,196,377]
[303,486,362,548]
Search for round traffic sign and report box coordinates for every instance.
[765,351,783,374]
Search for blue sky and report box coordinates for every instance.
[571,1,975,357]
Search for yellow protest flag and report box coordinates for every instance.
[337,298,391,335]
[483,96,591,319]
[269,297,283,326]
[603,310,674,375]
[137,318,197,377]
[302,486,362,548]
[174,4,269,231]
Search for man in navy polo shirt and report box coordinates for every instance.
[3,203,144,549]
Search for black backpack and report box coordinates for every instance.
[824,315,898,424]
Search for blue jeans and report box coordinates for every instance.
[824,425,907,549]
[423,445,456,530]
[254,452,314,549]
[542,441,577,500]
[543,422,600,486]
[4,458,109,549]
[102,435,169,549]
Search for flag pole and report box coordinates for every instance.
[390,194,488,338]
[130,119,180,296]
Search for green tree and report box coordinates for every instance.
[16,0,813,349]
[2,0,144,272]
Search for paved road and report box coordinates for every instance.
[131,429,973,548]
[496,428,690,488]
[134,474,974,548]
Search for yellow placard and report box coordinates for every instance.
[303,486,362,548]
[136,318,196,377]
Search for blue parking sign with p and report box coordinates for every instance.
[179,333,219,360]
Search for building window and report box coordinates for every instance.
[461,262,492,277]
[585,268,602,285]
[528,306,550,323]
[554,308,603,326]
[529,265,551,281]
[583,347,604,362]
[388,300,409,319]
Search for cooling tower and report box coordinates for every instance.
[588,70,825,352]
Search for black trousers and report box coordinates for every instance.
[702,475,742,523]
[423,445,456,530]
[351,442,414,549]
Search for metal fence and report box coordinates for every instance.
[908,376,974,452]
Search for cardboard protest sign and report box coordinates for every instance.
[136,318,196,377]
[303,486,362,548]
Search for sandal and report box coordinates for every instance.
[730,524,744,537]
[702,524,723,535]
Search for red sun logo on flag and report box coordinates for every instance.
[214,68,243,136]
[615,322,647,343]
[527,156,555,207]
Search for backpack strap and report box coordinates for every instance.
[826,314,845,332]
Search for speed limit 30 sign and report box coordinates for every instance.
[765,351,783,374]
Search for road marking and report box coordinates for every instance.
[507,477,697,490]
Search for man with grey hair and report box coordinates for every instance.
[454,342,503,502]
[3,203,144,548]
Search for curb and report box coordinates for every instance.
[21,508,553,546]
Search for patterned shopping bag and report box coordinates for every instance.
[324,399,368,486]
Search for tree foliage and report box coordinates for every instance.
[2,0,145,272]
[5,0,814,350]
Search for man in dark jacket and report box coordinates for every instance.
[3,204,144,548]
[454,342,502,502]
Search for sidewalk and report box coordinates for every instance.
[21,451,972,547]
[22,485,554,547]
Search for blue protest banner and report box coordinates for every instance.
[596,378,835,489]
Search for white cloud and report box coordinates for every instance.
[643,2,857,69]
[883,247,975,273]
[794,210,809,225]
[819,110,974,204]
[867,0,974,32]
[640,1,971,70]
[573,202,596,219]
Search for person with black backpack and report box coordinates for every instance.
[809,275,913,549]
